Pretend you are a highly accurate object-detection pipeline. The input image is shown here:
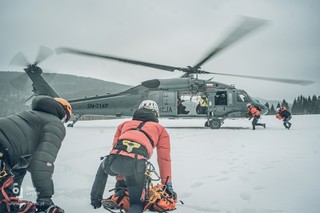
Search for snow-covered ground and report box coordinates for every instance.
[21,114,320,213]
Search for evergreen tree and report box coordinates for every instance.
[311,95,317,114]
[281,99,289,111]
[318,96,320,114]
[302,96,308,114]
[291,98,298,114]
[269,104,276,115]
[306,95,312,114]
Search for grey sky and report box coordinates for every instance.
[1,0,319,103]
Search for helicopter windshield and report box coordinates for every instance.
[250,97,260,103]
[237,91,251,103]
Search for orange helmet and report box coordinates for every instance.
[54,97,72,122]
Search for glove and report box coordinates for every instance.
[166,182,177,200]
[91,198,102,209]
[36,197,64,212]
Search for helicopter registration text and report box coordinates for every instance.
[87,103,109,108]
[159,106,173,113]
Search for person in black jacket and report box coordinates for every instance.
[0,95,72,213]
[276,107,292,129]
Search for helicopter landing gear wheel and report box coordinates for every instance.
[210,119,221,129]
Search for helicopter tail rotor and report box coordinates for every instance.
[10,52,30,67]
[34,45,54,65]
[10,46,54,67]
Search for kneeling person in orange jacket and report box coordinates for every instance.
[90,100,176,213]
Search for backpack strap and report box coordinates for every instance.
[130,121,155,148]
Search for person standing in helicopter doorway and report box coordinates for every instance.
[0,95,72,213]
[276,106,292,129]
[90,100,177,213]
[246,103,266,130]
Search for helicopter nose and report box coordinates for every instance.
[259,104,269,115]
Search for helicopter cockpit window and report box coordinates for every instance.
[215,91,227,105]
[237,92,249,102]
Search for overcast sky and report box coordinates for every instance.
[1,0,319,103]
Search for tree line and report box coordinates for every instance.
[265,95,320,115]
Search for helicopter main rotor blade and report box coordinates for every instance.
[10,52,30,67]
[56,47,181,72]
[193,16,268,69]
[202,70,314,85]
[35,46,54,65]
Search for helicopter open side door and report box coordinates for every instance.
[208,90,229,116]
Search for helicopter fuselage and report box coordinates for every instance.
[67,77,268,128]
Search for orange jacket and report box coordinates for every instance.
[111,119,171,184]
[276,113,283,120]
[248,105,260,117]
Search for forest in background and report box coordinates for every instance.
[264,95,320,115]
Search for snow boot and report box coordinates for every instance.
[115,180,127,194]
[102,199,118,210]
[263,123,266,128]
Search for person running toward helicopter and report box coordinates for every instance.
[0,95,72,213]
[276,106,292,129]
[246,103,266,130]
[90,100,177,213]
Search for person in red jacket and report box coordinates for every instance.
[246,103,266,130]
[90,100,176,213]
[276,107,292,129]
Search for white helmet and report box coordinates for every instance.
[276,107,281,112]
[246,103,252,108]
[138,100,159,117]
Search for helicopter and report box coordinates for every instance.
[10,17,313,129]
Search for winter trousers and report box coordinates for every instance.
[283,115,292,129]
[252,116,264,130]
[90,154,147,213]
[109,155,147,212]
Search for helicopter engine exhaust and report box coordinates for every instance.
[142,78,193,90]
